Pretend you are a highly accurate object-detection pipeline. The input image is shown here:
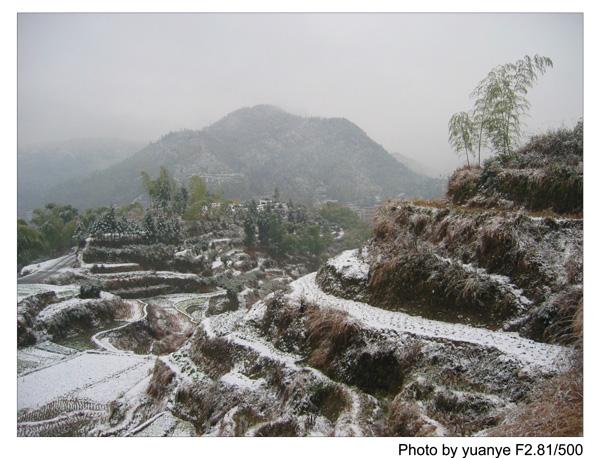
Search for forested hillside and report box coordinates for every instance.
[37,106,444,210]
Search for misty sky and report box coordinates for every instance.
[18,13,583,175]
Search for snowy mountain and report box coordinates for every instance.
[29,106,445,211]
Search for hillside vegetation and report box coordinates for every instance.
[39,105,444,210]
[313,123,583,436]
[448,121,583,214]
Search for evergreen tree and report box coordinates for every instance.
[142,212,157,241]
[173,186,189,215]
[30,203,79,255]
[141,167,177,209]
[243,218,256,247]
[17,219,43,265]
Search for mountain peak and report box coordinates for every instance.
[221,104,290,120]
[206,104,299,136]
[243,104,286,114]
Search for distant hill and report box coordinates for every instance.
[390,151,443,179]
[27,106,445,212]
[18,138,145,217]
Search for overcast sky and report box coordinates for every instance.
[18,13,583,175]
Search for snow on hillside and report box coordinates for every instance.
[289,273,571,374]
[20,254,73,277]
[17,283,80,302]
[327,248,369,281]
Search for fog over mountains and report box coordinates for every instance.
[17,138,144,216]
[18,106,444,216]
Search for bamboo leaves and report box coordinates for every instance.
[448,112,475,168]
[450,54,553,166]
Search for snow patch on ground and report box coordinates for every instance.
[220,369,265,391]
[334,389,363,436]
[327,249,369,281]
[175,249,192,258]
[20,255,72,277]
[131,411,195,437]
[93,263,140,269]
[94,270,199,280]
[434,254,533,307]
[35,291,118,321]
[17,352,153,411]
[17,343,77,375]
[17,284,80,302]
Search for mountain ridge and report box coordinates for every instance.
[22,105,445,212]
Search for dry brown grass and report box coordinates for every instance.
[447,166,482,204]
[573,302,583,345]
[259,292,306,350]
[306,307,360,369]
[373,215,397,241]
[230,407,264,436]
[146,358,175,399]
[173,382,225,433]
[409,199,449,209]
[368,256,404,298]
[386,399,427,436]
[367,242,519,327]
[310,383,350,423]
[109,303,194,355]
[475,221,518,272]
[545,287,583,345]
[411,189,582,221]
[261,294,300,334]
[254,419,299,437]
[189,330,235,377]
[409,213,430,236]
[488,368,583,437]
[564,255,583,284]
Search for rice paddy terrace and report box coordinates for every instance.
[17,202,579,436]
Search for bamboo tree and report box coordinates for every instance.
[448,112,475,168]
[470,54,553,157]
